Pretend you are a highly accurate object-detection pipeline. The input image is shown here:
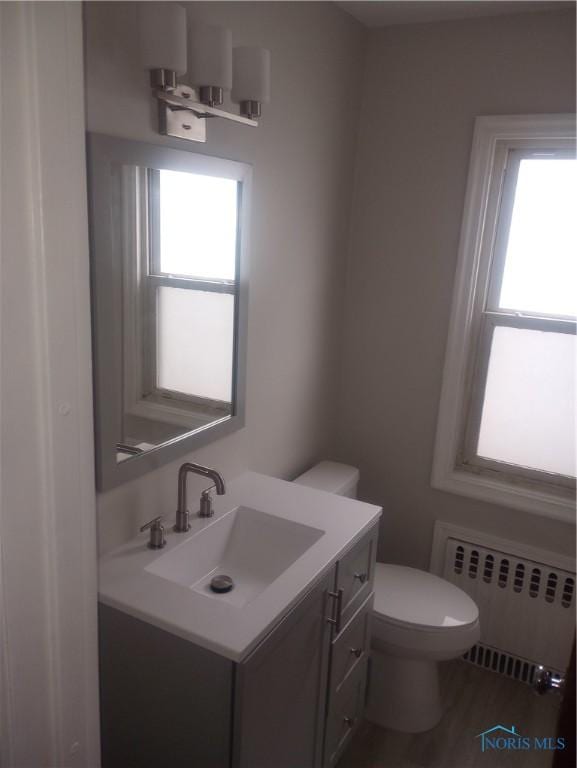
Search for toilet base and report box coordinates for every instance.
[365,651,442,733]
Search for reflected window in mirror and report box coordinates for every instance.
[88,135,249,489]
[122,168,241,460]
[153,170,237,406]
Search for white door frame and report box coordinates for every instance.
[0,3,100,766]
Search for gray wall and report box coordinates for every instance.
[85,2,365,552]
[88,3,575,565]
[335,9,576,569]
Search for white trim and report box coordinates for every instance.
[431,114,576,524]
[430,520,576,576]
[0,4,100,767]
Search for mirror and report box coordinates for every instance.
[87,134,250,490]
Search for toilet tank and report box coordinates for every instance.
[294,461,359,499]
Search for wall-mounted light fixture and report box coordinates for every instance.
[139,4,270,143]
[232,47,271,120]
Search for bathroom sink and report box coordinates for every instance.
[145,505,324,607]
[99,472,382,660]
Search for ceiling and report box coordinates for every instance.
[335,1,575,28]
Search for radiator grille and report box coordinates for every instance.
[451,543,576,608]
[442,538,575,673]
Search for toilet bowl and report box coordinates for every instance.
[367,563,479,732]
[294,461,480,734]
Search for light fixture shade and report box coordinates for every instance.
[232,47,271,104]
[139,3,187,75]
[188,25,233,90]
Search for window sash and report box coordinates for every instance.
[147,273,236,295]
[485,147,577,319]
[460,311,576,489]
[142,281,237,408]
[148,169,240,282]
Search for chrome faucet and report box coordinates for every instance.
[174,462,226,531]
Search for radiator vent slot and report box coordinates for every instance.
[482,554,494,583]
[529,568,540,598]
[545,572,557,603]
[513,563,525,593]
[561,577,574,608]
[439,531,575,675]
[498,559,509,588]
[468,549,479,578]
[454,545,464,574]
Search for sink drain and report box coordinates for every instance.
[210,574,234,594]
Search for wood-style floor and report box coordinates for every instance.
[337,660,561,768]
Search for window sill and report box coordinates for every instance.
[431,462,575,524]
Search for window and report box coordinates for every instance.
[432,115,576,522]
[145,168,238,408]
[120,156,247,435]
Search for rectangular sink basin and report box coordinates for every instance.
[145,506,324,608]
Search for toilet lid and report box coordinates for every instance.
[373,563,478,629]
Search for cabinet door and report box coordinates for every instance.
[99,604,233,768]
[233,568,335,768]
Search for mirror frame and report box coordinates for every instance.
[87,133,250,490]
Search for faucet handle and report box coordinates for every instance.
[140,516,166,549]
[199,486,215,518]
[140,515,163,531]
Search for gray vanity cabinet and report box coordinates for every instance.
[99,522,378,768]
[232,568,334,768]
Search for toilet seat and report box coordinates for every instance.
[371,564,480,660]
[373,564,479,630]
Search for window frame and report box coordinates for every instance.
[432,114,576,523]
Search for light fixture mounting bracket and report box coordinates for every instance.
[155,85,258,143]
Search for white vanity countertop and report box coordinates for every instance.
[98,471,382,662]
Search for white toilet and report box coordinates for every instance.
[294,461,480,734]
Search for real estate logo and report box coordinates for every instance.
[476,725,566,753]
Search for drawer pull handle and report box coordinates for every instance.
[344,717,355,729]
[327,589,344,633]
[354,572,368,584]
[350,647,363,658]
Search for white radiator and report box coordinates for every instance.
[431,522,576,680]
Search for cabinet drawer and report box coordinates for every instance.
[324,657,368,768]
[335,525,377,630]
[329,595,372,695]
